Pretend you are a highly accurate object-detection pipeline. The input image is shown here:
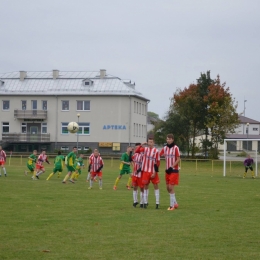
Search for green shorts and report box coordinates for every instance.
[77,169,82,175]
[53,166,63,174]
[27,165,35,172]
[120,169,131,175]
[67,166,76,172]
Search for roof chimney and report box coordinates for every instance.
[19,71,27,81]
[53,69,59,79]
[100,69,106,79]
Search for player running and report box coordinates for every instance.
[113,146,133,190]
[70,154,85,181]
[25,150,37,178]
[0,146,7,177]
[243,154,255,179]
[88,149,104,190]
[131,143,144,207]
[62,147,77,184]
[35,150,50,179]
[160,134,181,211]
[135,138,160,209]
[46,151,65,180]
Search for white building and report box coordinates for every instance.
[0,70,149,153]
[223,115,260,151]
[193,115,260,152]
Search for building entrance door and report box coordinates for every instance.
[30,126,38,142]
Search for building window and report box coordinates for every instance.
[61,122,69,134]
[21,123,27,133]
[2,122,9,133]
[22,101,27,110]
[62,101,69,111]
[77,101,90,111]
[85,82,90,86]
[139,103,141,114]
[61,146,69,151]
[42,123,47,134]
[133,123,135,136]
[32,100,37,110]
[2,101,10,110]
[134,101,136,113]
[253,128,258,131]
[42,101,47,110]
[77,123,90,135]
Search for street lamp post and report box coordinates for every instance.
[244,99,247,116]
[246,122,249,151]
[77,113,80,153]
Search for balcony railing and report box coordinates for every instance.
[14,110,47,120]
[2,133,50,143]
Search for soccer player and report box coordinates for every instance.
[35,150,50,179]
[70,154,84,181]
[135,138,160,209]
[62,147,77,184]
[113,146,133,190]
[86,151,98,182]
[88,149,104,189]
[46,151,65,180]
[75,153,85,180]
[25,150,37,178]
[160,134,181,211]
[131,143,144,207]
[243,154,255,179]
[0,146,7,177]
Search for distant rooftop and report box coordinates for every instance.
[239,115,260,124]
[0,69,149,101]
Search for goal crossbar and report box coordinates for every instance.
[223,138,260,177]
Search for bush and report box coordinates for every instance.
[236,151,247,157]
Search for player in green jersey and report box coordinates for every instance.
[46,151,65,180]
[113,146,133,190]
[70,154,84,181]
[62,147,77,184]
[25,150,37,178]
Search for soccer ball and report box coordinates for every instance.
[67,122,79,133]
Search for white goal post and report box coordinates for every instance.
[223,138,260,177]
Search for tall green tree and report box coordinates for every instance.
[170,72,239,158]
[197,71,214,157]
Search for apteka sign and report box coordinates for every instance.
[103,125,126,130]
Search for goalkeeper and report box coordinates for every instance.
[243,154,255,179]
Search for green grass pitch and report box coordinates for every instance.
[0,157,260,259]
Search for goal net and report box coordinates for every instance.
[223,139,260,177]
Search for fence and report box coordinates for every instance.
[6,156,256,176]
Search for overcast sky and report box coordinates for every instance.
[1,0,260,121]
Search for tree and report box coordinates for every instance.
[196,71,215,157]
[205,75,239,157]
[173,84,203,157]
[170,72,239,158]
[147,111,160,121]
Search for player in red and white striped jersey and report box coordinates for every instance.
[88,149,104,190]
[0,146,7,177]
[135,138,160,209]
[35,150,50,179]
[86,150,99,182]
[131,143,144,207]
[160,134,180,211]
